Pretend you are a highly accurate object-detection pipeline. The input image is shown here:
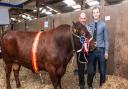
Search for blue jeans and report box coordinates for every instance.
[87,47,106,87]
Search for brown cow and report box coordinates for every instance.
[1,22,91,89]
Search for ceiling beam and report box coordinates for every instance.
[36,0,63,5]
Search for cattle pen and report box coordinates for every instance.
[0,0,128,89]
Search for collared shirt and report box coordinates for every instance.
[88,20,109,53]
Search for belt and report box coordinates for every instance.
[95,47,104,50]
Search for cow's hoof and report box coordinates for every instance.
[40,80,45,84]
[16,83,21,88]
[7,86,12,89]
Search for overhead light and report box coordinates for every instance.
[58,13,61,14]
[11,17,16,21]
[46,6,59,13]
[19,14,22,16]
[26,16,32,20]
[45,11,52,15]
[39,7,43,11]
[86,0,99,6]
[18,20,21,22]
[34,18,37,19]
[33,9,37,12]
[54,10,58,13]
[46,6,54,11]
[22,15,26,18]
[21,14,33,20]
[63,0,76,6]
[72,4,81,9]
[41,9,46,13]
[24,13,31,16]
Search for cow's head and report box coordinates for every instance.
[72,21,95,54]
[72,21,91,38]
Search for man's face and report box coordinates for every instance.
[79,13,87,25]
[92,8,100,20]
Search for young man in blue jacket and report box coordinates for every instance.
[87,6,109,89]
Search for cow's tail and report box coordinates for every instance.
[0,30,10,59]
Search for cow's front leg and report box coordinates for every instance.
[13,63,21,88]
[57,66,66,89]
[5,63,12,89]
[46,63,58,89]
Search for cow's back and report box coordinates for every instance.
[1,31,18,58]
[1,31,38,63]
[1,27,72,70]
[1,30,54,69]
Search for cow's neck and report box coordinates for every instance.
[65,29,82,64]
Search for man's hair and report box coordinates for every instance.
[79,12,87,17]
[92,6,100,12]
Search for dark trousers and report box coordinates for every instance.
[87,47,106,87]
[77,53,86,86]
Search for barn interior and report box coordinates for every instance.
[0,0,128,89]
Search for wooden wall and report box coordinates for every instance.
[14,0,128,79]
[104,0,128,78]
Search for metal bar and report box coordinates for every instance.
[0,2,23,8]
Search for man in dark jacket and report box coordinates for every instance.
[77,12,89,89]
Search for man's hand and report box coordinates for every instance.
[104,52,108,60]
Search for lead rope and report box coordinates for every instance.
[78,35,88,64]
[70,26,77,66]
[78,52,88,64]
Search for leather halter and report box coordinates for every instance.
[70,25,88,64]
[70,25,93,64]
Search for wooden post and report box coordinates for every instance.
[81,0,84,10]
[53,19,54,29]
[1,25,4,33]
[100,0,105,19]
[36,0,40,18]
[25,20,27,31]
